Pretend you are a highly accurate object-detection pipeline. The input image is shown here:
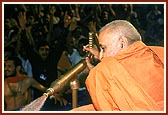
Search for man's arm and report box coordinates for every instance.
[27,77,47,93]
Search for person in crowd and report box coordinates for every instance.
[100,4,116,27]
[4,57,47,111]
[71,20,164,111]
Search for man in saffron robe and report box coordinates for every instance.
[71,20,164,111]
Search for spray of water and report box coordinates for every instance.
[20,94,47,111]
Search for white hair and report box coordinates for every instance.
[99,20,142,45]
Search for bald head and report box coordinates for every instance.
[98,20,142,58]
[99,20,141,45]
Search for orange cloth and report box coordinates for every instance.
[71,104,96,111]
[83,41,164,111]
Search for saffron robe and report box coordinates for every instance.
[72,41,164,111]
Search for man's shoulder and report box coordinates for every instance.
[149,46,164,50]
[149,46,164,63]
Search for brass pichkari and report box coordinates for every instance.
[44,59,87,97]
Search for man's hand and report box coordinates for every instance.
[17,12,27,29]
[83,44,100,59]
[83,44,101,70]
[85,57,95,70]
[50,93,68,106]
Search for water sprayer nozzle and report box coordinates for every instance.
[43,88,55,98]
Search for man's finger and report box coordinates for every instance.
[86,57,94,70]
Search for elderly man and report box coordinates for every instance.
[72,20,164,111]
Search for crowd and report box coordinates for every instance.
[3,3,164,111]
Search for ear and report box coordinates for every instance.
[119,36,129,49]
[16,66,22,74]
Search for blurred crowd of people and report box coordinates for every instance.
[3,3,164,111]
